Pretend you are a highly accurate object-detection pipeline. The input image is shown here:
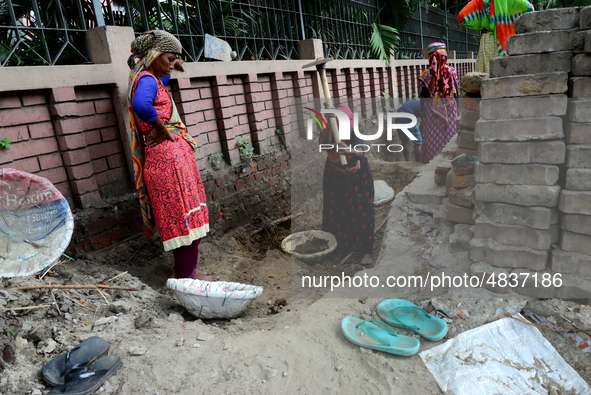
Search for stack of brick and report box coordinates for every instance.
[554,6,591,279]
[470,8,580,279]
[443,72,487,225]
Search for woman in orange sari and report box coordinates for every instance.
[127,30,217,281]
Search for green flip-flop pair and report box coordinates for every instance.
[341,299,448,356]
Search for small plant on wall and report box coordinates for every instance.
[275,129,287,150]
[236,135,255,161]
[208,153,223,170]
[0,138,12,149]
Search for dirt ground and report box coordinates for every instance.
[1,158,590,394]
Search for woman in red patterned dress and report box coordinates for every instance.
[127,30,217,281]
[419,42,460,164]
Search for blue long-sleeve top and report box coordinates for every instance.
[132,74,171,123]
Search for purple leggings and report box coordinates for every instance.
[172,238,201,278]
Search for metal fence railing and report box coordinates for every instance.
[300,0,380,61]
[0,0,479,66]
[396,4,479,59]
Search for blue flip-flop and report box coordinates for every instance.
[341,317,420,356]
[376,299,448,341]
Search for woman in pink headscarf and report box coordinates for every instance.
[419,42,460,164]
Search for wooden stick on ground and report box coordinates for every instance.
[102,271,129,284]
[250,212,303,237]
[560,314,591,339]
[3,304,50,312]
[339,252,354,266]
[96,288,110,304]
[56,291,94,312]
[108,336,118,356]
[9,285,139,291]
[39,258,67,280]
[51,291,62,316]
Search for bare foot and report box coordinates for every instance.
[170,270,220,281]
[193,270,219,282]
[361,254,372,266]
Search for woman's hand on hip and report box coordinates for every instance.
[147,127,175,148]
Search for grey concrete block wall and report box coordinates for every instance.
[470,8,586,276]
[489,52,572,78]
[480,72,568,99]
[475,163,560,186]
[460,7,591,290]
[506,30,578,56]
[515,8,580,34]
[558,12,591,262]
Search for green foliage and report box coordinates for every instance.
[382,0,422,31]
[381,91,394,113]
[0,0,92,66]
[208,153,223,169]
[370,23,400,66]
[275,129,286,150]
[0,138,12,149]
[236,136,255,160]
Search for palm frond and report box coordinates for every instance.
[370,23,399,66]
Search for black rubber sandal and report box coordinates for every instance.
[48,356,122,395]
[42,337,109,387]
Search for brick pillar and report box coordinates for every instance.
[299,38,324,102]
[86,26,137,181]
[49,87,101,208]
[368,67,378,115]
[291,71,307,139]
[387,63,395,99]
[330,68,348,105]
[345,68,360,111]
[390,55,399,98]
[212,75,241,164]
[270,72,291,149]
[245,74,270,155]
[300,39,323,60]
[357,68,369,117]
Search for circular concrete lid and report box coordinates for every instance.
[0,169,74,278]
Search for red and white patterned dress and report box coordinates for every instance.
[130,71,209,251]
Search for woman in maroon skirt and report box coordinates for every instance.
[127,30,217,281]
[319,105,375,266]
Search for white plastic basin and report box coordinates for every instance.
[166,279,263,319]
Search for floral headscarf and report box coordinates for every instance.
[420,43,459,99]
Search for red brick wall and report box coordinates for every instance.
[0,85,131,209]
[0,91,70,197]
[1,64,403,253]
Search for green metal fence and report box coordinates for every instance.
[0,0,479,66]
